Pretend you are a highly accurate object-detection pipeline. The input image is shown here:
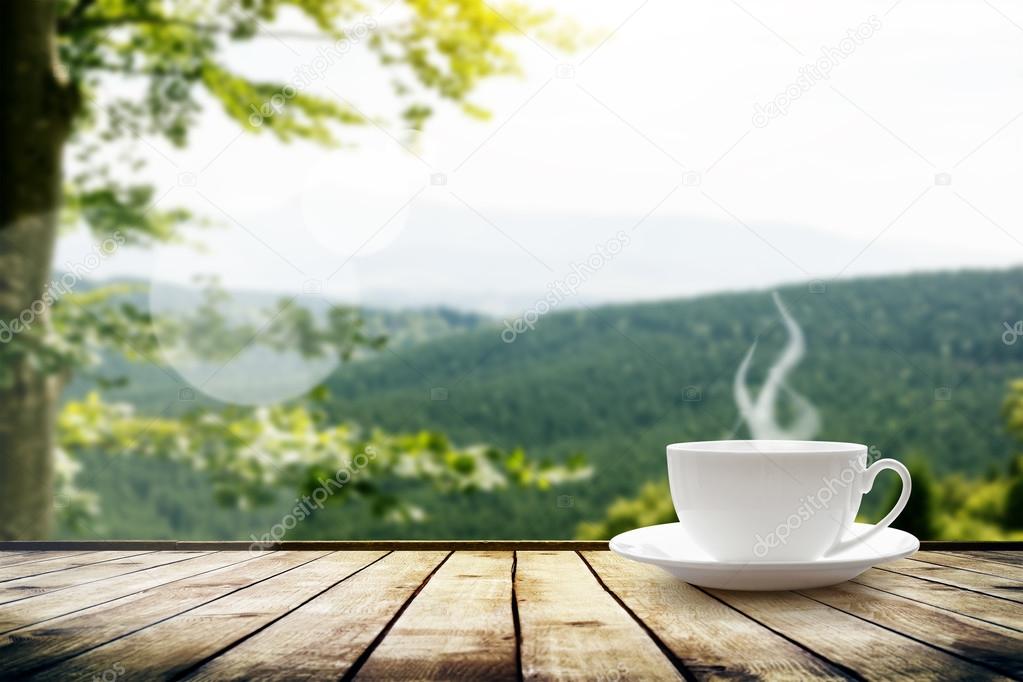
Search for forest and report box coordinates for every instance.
[63,266,1023,540]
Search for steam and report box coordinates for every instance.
[733,292,820,439]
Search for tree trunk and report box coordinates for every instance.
[0,1,75,540]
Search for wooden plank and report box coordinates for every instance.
[799,580,1023,677]
[0,551,256,633]
[0,551,90,568]
[882,558,1023,603]
[354,551,515,680]
[0,550,150,583]
[912,552,1023,582]
[706,588,1009,679]
[582,551,846,679]
[186,551,449,681]
[0,552,29,561]
[961,551,1023,569]
[853,568,1023,632]
[0,551,325,679]
[0,551,212,606]
[32,551,384,681]
[516,551,683,680]
[915,542,1023,551]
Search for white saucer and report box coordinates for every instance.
[609,522,919,591]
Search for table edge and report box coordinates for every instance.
[1,540,1021,551]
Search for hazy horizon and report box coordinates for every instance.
[71,258,1023,319]
[54,0,1023,314]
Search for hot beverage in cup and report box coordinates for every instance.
[666,440,911,562]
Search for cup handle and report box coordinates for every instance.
[824,458,911,557]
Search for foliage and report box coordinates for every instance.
[578,414,1023,542]
[56,0,568,153]
[58,391,591,529]
[19,0,583,536]
[576,481,673,541]
[318,268,1023,539]
[576,458,1023,542]
[1004,476,1023,530]
[69,268,1023,539]
[885,457,938,539]
[1002,379,1023,443]
[48,281,589,531]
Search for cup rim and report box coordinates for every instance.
[667,439,866,456]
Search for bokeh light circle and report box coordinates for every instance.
[148,205,362,407]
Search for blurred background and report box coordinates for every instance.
[2,0,1022,542]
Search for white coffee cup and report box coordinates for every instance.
[666,440,911,562]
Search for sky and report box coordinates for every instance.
[58,0,1023,315]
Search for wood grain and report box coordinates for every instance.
[883,558,1023,603]
[707,588,1007,679]
[0,550,150,583]
[0,551,92,568]
[0,548,1018,680]
[185,551,448,681]
[0,551,255,633]
[853,568,1023,632]
[582,551,846,680]
[912,552,1023,582]
[354,551,516,681]
[799,580,1023,677]
[0,551,209,606]
[32,551,383,681]
[516,551,683,681]
[956,551,1023,570]
[183,551,448,681]
[0,551,325,679]
[977,552,1023,568]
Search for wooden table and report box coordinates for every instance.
[0,542,1020,680]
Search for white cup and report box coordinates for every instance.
[666,440,911,562]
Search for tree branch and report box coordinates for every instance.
[57,14,365,42]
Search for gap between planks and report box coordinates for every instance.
[794,582,1023,678]
[172,550,395,680]
[878,561,1023,605]
[850,569,1023,633]
[0,550,157,584]
[579,551,856,679]
[909,551,1023,582]
[0,551,264,635]
[6,552,334,678]
[576,551,696,680]
[1,549,1020,680]
[339,551,453,681]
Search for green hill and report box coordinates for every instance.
[318,268,1023,538]
[66,268,1023,540]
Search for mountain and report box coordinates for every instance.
[347,202,1000,314]
[65,201,1005,316]
[318,267,1023,538]
[67,267,1023,540]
